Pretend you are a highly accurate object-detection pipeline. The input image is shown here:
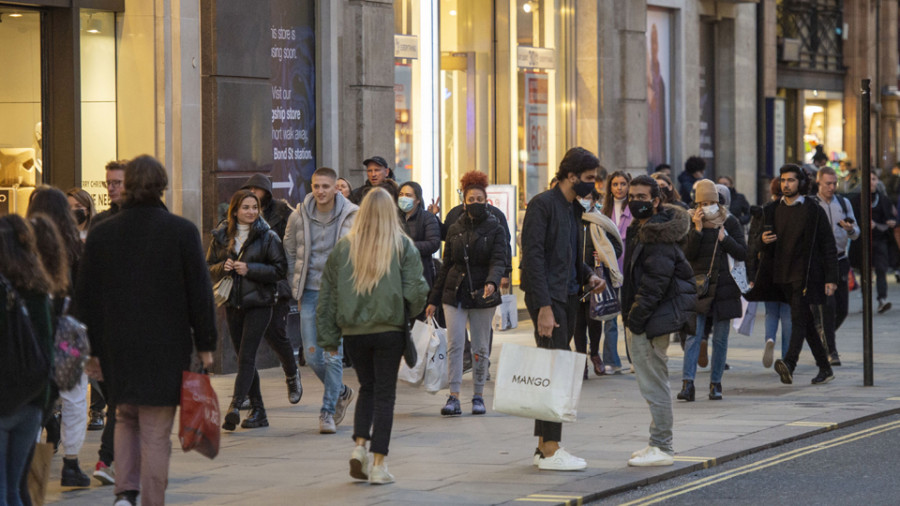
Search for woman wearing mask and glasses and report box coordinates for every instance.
[425,171,507,417]
[397,182,442,292]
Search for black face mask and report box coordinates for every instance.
[467,203,487,221]
[628,200,654,220]
[73,208,88,225]
[573,180,595,199]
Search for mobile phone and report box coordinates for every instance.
[844,218,855,224]
[763,225,773,234]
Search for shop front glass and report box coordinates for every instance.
[0,7,41,215]
[802,90,843,165]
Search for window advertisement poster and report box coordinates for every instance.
[394,63,413,184]
[270,0,316,206]
[699,22,715,175]
[647,8,671,171]
[486,184,517,257]
[524,72,549,204]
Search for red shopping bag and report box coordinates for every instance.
[848,269,857,291]
[179,370,220,459]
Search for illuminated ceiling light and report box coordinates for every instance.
[10,13,24,18]
[449,9,457,16]
[86,14,102,34]
[523,2,532,13]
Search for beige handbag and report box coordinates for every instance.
[213,250,243,307]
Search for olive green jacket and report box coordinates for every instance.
[317,235,429,351]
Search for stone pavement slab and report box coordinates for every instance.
[46,284,900,505]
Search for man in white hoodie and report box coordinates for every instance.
[284,167,359,433]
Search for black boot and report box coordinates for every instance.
[709,382,723,400]
[222,397,244,431]
[61,457,91,487]
[241,401,269,429]
[286,373,303,405]
[45,410,61,453]
[676,380,695,402]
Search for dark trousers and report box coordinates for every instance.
[778,282,830,371]
[265,297,299,377]
[90,378,105,413]
[573,300,602,356]
[823,257,850,355]
[226,306,273,404]
[526,294,578,443]
[874,238,890,300]
[94,381,116,465]
[343,331,404,456]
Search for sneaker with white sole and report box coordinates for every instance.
[762,339,775,368]
[93,461,115,485]
[537,448,587,471]
[627,446,674,467]
[319,412,336,434]
[369,464,395,484]
[349,445,368,480]
[630,445,652,459]
[532,448,543,466]
[334,385,354,425]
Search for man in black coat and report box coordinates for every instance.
[76,155,217,506]
[520,147,604,471]
[849,172,896,313]
[240,174,303,401]
[747,164,838,386]
[349,156,395,204]
[621,175,695,467]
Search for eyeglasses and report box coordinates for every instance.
[103,180,123,189]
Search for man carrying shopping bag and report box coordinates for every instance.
[620,176,696,467]
[520,147,606,471]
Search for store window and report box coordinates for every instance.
[80,9,117,211]
[0,7,41,215]
[647,7,672,172]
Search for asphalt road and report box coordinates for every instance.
[594,414,900,506]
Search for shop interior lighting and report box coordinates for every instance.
[86,15,102,34]
[9,12,23,18]
[449,9,457,16]
[523,1,537,13]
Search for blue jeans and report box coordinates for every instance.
[764,301,791,358]
[683,313,730,384]
[300,289,344,414]
[0,404,42,506]
[601,318,622,367]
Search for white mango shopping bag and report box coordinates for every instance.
[492,343,585,423]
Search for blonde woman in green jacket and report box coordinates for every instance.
[317,188,429,485]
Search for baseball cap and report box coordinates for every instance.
[362,156,389,169]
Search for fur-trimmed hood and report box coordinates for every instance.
[636,204,691,245]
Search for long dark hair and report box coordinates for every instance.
[28,214,70,297]
[651,173,683,205]
[27,186,83,268]
[602,171,631,219]
[399,181,424,208]
[225,190,261,251]
[66,187,96,231]
[0,214,52,295]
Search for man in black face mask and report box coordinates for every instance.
[520,147,606,471]
[620,175,695,466]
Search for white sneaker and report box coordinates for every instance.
[627,446,674,467]
[319,412,336,434]
[537,448,587,471]
[532,448,543,467]
[762,339,775,368]
[369,464,395,484]
[349,445,368,480]
[630,445,652,459]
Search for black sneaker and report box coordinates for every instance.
[811,368,834,385]
[440,395,462,416]
[829,353,842,367]
[472,395,486,415]
[60,458,91,487]
[88,410,105,431]
[774,359,793,385]
[878,300,892,314]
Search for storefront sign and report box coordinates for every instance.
[271,1,316,205]
[517,46,555,70]
[525,72,549,203]
[486,184,517,257]
[394,35,418,59]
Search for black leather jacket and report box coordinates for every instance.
[207,218,287,309]
[430,212,507,308]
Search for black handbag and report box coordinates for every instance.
[694,228,721,299]
[401,302,417,368]
[0,274,51,416]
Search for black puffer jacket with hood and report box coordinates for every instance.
[207,217,287,309]
[241,174,294,298]
[621,204,697,337]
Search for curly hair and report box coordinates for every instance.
[460,171,489,197]
[28,214,70,297]
[0,214,52,295]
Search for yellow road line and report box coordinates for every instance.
[887,397,900,401]
[619,420,900,506]
[515,493,584,505]
[527,495,583,499]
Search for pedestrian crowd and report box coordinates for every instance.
[1,147,896,505]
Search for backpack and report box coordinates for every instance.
[52,297,91,391]
[0,274,51,416]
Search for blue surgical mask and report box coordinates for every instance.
[579,199,593,211]
[398,196,416,213]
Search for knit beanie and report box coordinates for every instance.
[694,179,718,204]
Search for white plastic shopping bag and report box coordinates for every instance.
[492,293,518,331]
[423,322,449,394]
[398,319,435,385]
[492,343,585,423]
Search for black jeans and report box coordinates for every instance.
[573,300,602,356]
[343,331,404,456]
[94,381,116,465]
[90,378,105,412]
[265,296,299,377]
[823,257,850,355]
[778,282,830,371]
[226,306,273,404]
[526,294,578,443]
[874,238,890,300]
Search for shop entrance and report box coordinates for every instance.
[439,51,477,210]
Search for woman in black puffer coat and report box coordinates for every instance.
[425,172,506,417]
[678,180,747,402]
[207,189,287,431]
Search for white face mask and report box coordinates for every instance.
[702,204,719,216]
[579,199,592,211]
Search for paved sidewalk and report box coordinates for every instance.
[48,284,900,505]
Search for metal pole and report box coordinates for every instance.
[861,79,874,387]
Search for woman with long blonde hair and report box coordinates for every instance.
[317,188,429,485]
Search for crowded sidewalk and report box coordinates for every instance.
[47,282,900,506]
